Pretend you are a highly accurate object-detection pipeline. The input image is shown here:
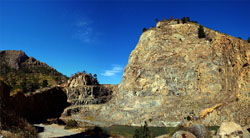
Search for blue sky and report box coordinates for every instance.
[0,0,249,84]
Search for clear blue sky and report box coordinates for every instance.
[0,0,249,84]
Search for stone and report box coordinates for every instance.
[189,124,207,138]
[172,130,197,138]
[217,121,250,138]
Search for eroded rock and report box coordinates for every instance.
[217,122,250,138]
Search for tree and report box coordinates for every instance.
[181,17,189,24]
[198,25,206,38]
[42,80,48,87]
[248,37,250,43]
[93,74,97,79]
[143,28,147,32]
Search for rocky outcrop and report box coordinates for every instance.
[0,50,54,70]
[0,50,28,70]
[11,86,70,123]
[113,20,250,126]
[65,73,113,105]
[74,20,249,127]
[217,122,250,138]
[66,73,99,87]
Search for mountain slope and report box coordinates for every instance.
[0,50,68,93]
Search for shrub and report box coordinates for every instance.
[248,37,250,43]
[181,17,190,24]
[42,80,48,88]
[198,25,206,38]
[143,28,148,32]
[64,119,78,129]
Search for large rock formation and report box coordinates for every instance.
[75,20,250,127]
[65,73,113,105]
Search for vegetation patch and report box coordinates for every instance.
[64,119,78,129]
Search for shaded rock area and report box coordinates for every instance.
[72,20,250,127]
[10,86,70,123]
[65,73,113,105]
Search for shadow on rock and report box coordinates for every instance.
[11,86,70,124]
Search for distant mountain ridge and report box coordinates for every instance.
[0,50,68,93]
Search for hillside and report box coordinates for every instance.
[0,50,68,93]
[71,19,250,127]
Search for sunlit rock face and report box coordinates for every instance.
[77,21,250,127]
[65,73,113,105]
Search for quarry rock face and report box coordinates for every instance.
[65,73,113,105]
[77,20,250,127]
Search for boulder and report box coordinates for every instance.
[217,121,250,138]
[189,124,207,138]
[172,130,197,138]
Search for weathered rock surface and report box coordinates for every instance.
[189,124,207,138]
[172,130,197,138]
[217,122,250,138]
[0,50,28,70]
[73,20,249,127]
[65,73,113,105]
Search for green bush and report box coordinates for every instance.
[64,119,78,129]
